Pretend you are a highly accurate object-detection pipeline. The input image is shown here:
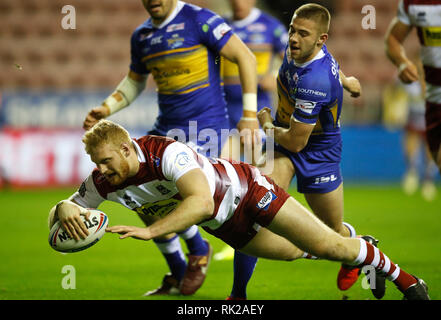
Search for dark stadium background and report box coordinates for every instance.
[0,0,439,301]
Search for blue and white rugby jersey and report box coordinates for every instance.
[275,44,344,150]
[130,1,233,131]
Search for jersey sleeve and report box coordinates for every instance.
[292,73,332,125]
[69,174,105,209]
[397,0,411,26]
[129,29,149,75]
[161,142,202,183]
[195,8,234,53]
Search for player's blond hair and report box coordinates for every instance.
[294,3,331,34]
[82,120,131,155]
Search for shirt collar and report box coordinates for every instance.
[132,140,146,163]
[231,8,261,29]
[293,48,325,68]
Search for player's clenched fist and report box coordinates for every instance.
[237,117,261,147]
[257,107,273,128]
[398,60,419,84]
[83,105,110,130]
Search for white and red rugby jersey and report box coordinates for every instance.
[70,135,273,231]
[397,0,441,103]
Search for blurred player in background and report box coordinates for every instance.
[82,0,259,296]
[385,0,441,177]
[50,119,429,300]
[400,57,437,201]
[221,0,287,134]
[255,3,387,299]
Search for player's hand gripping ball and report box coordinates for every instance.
[49,209,108,253]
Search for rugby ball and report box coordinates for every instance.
[48,209,109,253]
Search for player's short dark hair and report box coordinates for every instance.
[293,3,331,34]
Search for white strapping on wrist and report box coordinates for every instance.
[398,62,408,74]
[242,92,257,112]
[240,117,257,121]
[103,75,146,114]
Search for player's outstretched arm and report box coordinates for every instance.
[83,70,147,130]
[107,168,214,241]
[385,18,418,84]
[48,200,91,240]
[339,70,361,98]
[220,34,260,145]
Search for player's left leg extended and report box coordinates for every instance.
[262,197,429,300]
[304,183,385,297]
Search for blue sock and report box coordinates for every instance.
[178,225,208,256]
[230,251,258,299]
[153,235,187,281]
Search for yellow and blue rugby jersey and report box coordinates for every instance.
[130,1,233,127]
[275,44,343,150]
[221,8,288,109]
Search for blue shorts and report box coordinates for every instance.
[274,141,343,194]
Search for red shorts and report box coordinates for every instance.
[202,163,290,249]
[425,101,441,154]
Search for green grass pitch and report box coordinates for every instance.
[0,185,439,300]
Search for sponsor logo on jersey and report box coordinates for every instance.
[422,26,441,46]
[295,99,317,114]
[166,23,185,32]
[135,198,181,217]
[175,151,191,170]
[150,67,191,79]
[293,72,299,86]
[168,34,185,49]
[156,184,171,195]
[139,31,153,41]
[247,23,267,32]
[256,190,278,211]
[149,153,161,167]
[151,35,163,45]
[298,88,327,97]
[416,11,427,24]
[122,193,138,208]
[213,22,231,40]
